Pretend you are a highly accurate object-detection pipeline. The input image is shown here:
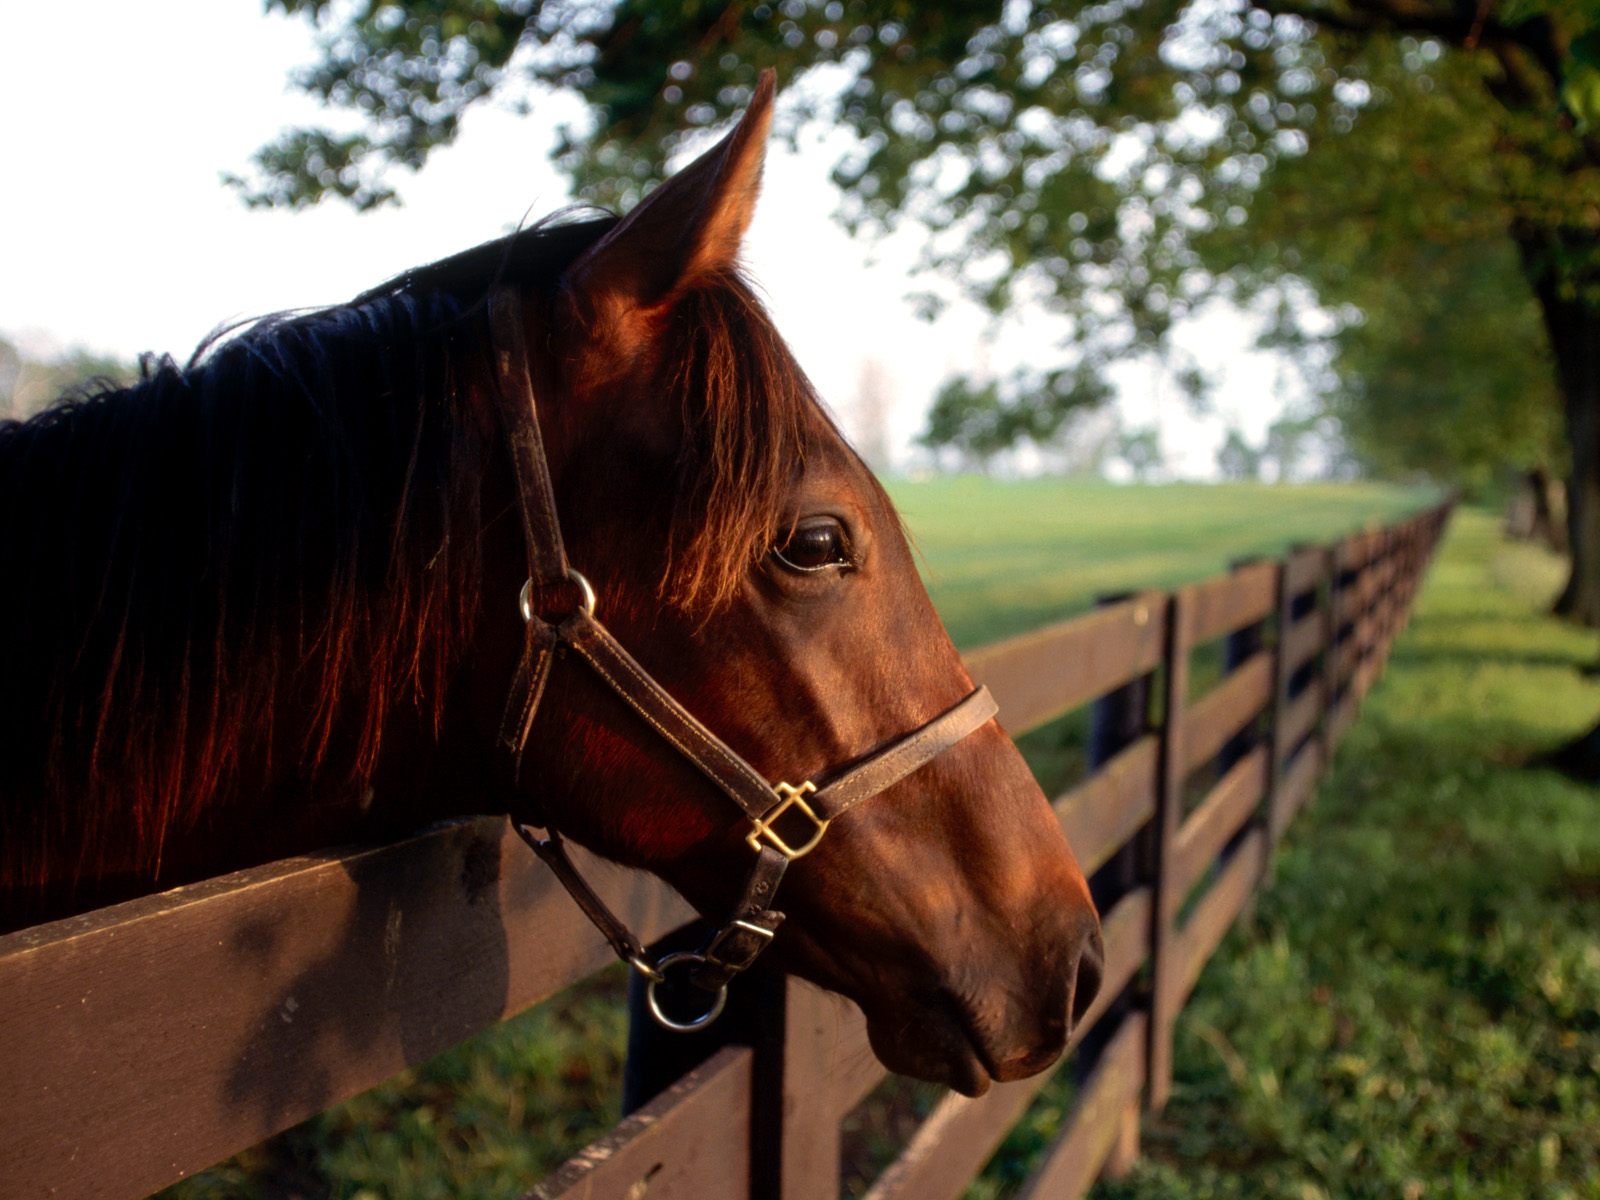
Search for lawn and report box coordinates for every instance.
[168,481,1597,1200]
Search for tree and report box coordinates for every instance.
[0,337,135,422]
[1216,426,1263,481]
[918,365,1111,470]
[245,0,1600,621]
[1116,424,1164,481]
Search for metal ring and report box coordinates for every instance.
[644,952,728,1032]
[519,569,598,625]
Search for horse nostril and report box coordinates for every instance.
[1069,924,1106,1028]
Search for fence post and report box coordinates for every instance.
[1085,592,1155,1179]
[1221,558,1267,778]
[1265,551,1298,853]
[1147,587,1194,1113]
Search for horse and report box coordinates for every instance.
[0,72,1101,1097]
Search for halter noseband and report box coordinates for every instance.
[489,290,997,1030]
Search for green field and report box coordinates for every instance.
[889,478,1428,646]
[168,482,1600,1200]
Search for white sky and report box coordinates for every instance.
[0,0,1294,474]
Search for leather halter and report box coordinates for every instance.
[488,290,997,1030]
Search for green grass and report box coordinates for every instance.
[973,509,1600,1199]
[890,478,1428,647]
[168,480,1527,1200]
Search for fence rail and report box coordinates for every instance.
[0,502,1452,1200]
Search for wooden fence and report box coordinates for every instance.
[0,502,1452,1200]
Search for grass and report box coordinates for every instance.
[889,478,1427,647]
[167,478,1537,1200]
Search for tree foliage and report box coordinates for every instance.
[247,0,1600,552]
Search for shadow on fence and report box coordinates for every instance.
[0,502,1453,1200]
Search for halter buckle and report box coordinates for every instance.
[746,781,829,859]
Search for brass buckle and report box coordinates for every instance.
[746,781,829,859]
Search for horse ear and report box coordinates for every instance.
[565,70,775,323]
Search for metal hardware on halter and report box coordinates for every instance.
[645,953,729,1032]
[746,780,830,859]
[520,569,596,625]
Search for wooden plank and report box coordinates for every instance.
[1275,679,1323,759]
[1147,589,1192,1112]
[1015,1014,1148,1200]
[1170,747,1268,900]
[1283,545,1328,596]
[1274,741,1323,841]
[0,817,694,1200]
[1055,735,1159,877]
[534,1045,753,1199]
[1180,652,1273,776]
[1281,609,1325,673]
[782,981,853,1200]
[1166,828,1266,1013]
[1187,561,1277,646]
[966,592,1166,734]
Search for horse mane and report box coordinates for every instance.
[0,213,828,906]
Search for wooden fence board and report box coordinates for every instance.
[1181,653,1273,776]
[0,818,692,1200]
[1283,547,1328,596]
[1187,562,1278,646]
[966,593,1165,734]
[1166,828,1267,1013]
[534,1046,753,1199]
[1282,610,1325,673]
[1275,681,1323,759]
[1015,1014,1148,1200]
[1275,741,1323,838]
[1055,735,1159,877]
[1170,748,1268,900]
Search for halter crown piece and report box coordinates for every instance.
[489,290,997,1030]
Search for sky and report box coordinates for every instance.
[1,0,1297,474]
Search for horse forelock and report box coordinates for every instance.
[654,272,840,612]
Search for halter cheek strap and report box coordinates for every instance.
[488,289,997,1030]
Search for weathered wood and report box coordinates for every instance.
[1275,680,1324,760]
[0,817,693,1200]
[1187,561,1278,646]
[1166,828,1267,1013]
[965,592,1165,734]
[1181,652,1273,776]
[781,980,853,1200]
[1015,1014,1148,1200]
[1275,741,1323,840]
[1283,545,1328,596]
[1147,589,1193,1112]
[534,1046,753,1199]
[1056,735,1159,877]
[1281,609,1325,673]
[1170,747,1268,900]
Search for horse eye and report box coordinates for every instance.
[772,518,853,574]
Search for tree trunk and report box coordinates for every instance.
[1522,248,1600,626]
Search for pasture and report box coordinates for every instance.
[158,480,1596,1200]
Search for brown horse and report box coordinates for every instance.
[0,74,1099,1096]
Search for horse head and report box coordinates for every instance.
[489,74,1102,1096]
